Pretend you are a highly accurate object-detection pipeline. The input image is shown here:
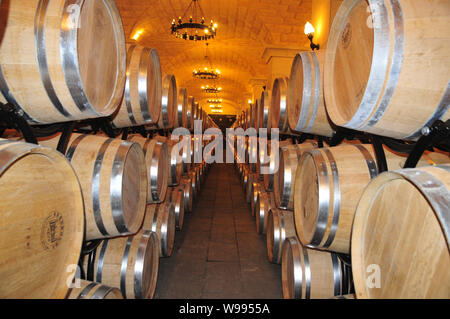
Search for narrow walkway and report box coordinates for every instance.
[154,163,283,299]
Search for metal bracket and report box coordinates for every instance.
[0,102,38,144]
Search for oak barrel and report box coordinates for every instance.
[176,88,188,128]
[179,176,194,213]
[143,203,175,257]
[270,77,289,132]
[281,236,345,299]
[250,182,262,217]
[0,139,84,298]
[352,165,450,299]
[157,74,177,129]
[40,133,148,241]
[112,45,161,128]
[274,141,318,210]
[266,208,296,264]
[255,191,276,235]
[67,280,123,299]
[88,230,159,299]
[288,51,334,137]
[324,0,450,140]
[0,0,126,124]
[154,135,183,186]
[166,187,185,231]
[294,144,449,254]
[186,96,195,130]
[128,135,169,203]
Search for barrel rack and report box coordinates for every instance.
[0,101,177,281]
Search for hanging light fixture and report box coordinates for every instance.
[193,43,220,79]
[171,0,217,41]
[207,98,223,104]
[201,84,222,94]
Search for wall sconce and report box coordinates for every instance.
[131,29,144,41]
[304,22,319,51]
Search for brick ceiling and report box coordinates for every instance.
[116,0,312,114]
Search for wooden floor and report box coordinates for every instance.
[154,163,283,299]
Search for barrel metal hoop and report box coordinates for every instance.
[124,45,138,126]
[353,144,379,179]
[35,0,73,120]
[303,244,311,299]
[90,285,114,299]
[77,282,97,299]
[305,51,321,133]
[111,141,134,234]
[96,239,109,283]
[279,212,287,264]
[138,47,152,123]
[280,148,294,209]
[395,167,450,248]
[271,210,281,263]
[134,231,150,299]
[307,149,331,247]
[92,138,114,237]
[150,49,162,121]
[288,237,303,299]
[344,0,391,129]
[331,252,342,296]
[322,148,341,249]
[361,0,404,131]
[120,237,133,299]
[160,206,170,256]
[66,134,87,160]
[297,52,313,131]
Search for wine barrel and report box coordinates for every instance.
[166,187,185,231]
[288,51,334,137]
[179,176,193,213]
[67,280,123,299]
[40,133,147,241]
[0,139,84,298]
[143,203,175,257]
[246,173,257,204]
[270,77,289,132]
[282,236,345,299]
[154,135,183,186]
[250,182,262,217]
[128,135,169,203]
[266,208,296,264]
[352,165,450,299]
[324,0,450,140]
[255,191,276,234]
[274,141,318,210]
[175,88,188,128]
[294,144,449,254]
[0,0,126,124]
[157,74,177,129]
[262,139,293,192]
[87,230,159,299]
[260,90,271,129]
[186,96,195,130]
[112,45,161,128]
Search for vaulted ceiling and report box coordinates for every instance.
[116,0,313,114]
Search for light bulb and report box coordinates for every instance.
[304,22,315,35]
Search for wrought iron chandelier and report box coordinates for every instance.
[171,0,217,41]
[193,43,220,79]
[207,98,223,104]
[201,84,222,94]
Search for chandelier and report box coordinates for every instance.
[207,98,223,104]
[193,43,220,79]
[171,0,217,41]
[201,84,222,94]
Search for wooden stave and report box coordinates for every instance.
[88,230,159,299]
[40,133,148,241]
[112,45,161,128]
[351,165,450,299]
[281,236,344,299]
[67,280,123,299]
[128,135,169,204]
[323,0,450,140]
[287,51,334,137]
[266,208,296,264]
[0,139,84,298]
[0,0,126,124]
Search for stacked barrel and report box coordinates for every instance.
[0,0,213,299]
[235,0,450,299]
